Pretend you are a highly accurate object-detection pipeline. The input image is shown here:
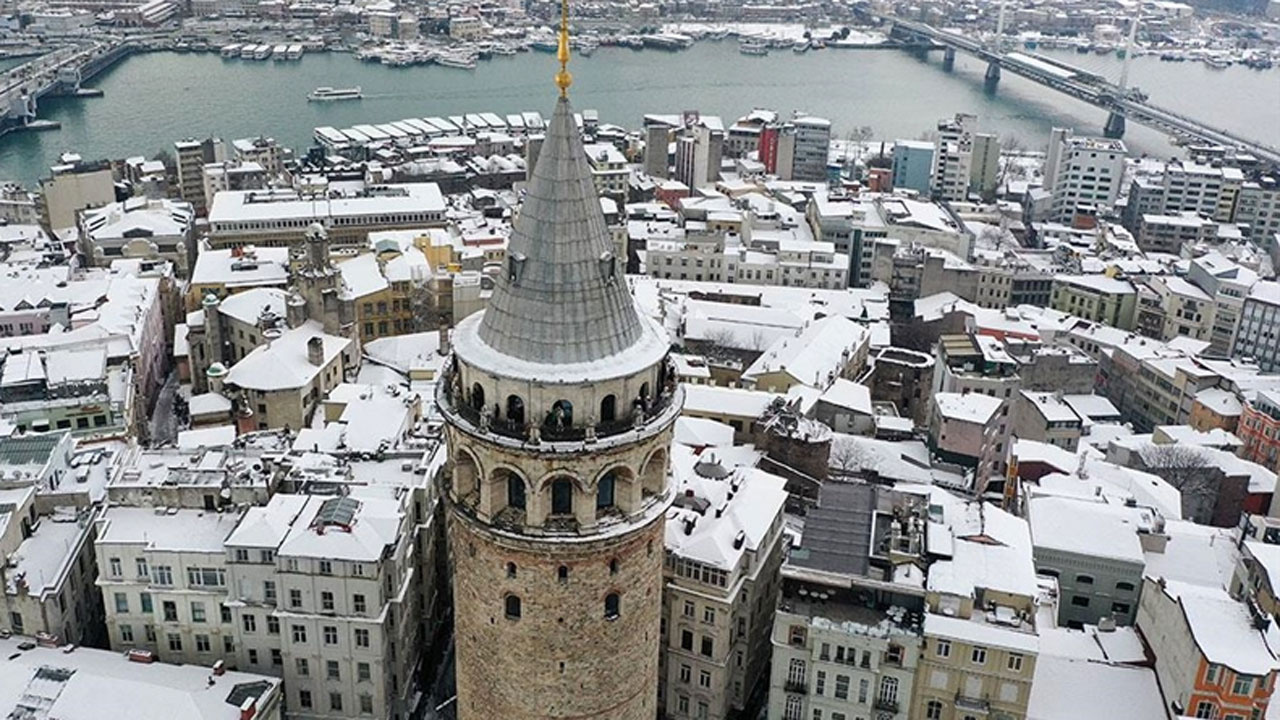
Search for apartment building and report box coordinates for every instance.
[0,483,103,647]
[1049,275,1137,330]
[1137,577,1278,720]
[789,116,832,183]
[911,499,1039,720]
[95,506,242,665]
[660,452,788,720]
[224,491,422,720]
[1234,280,1280,372]
[1044,131,1126,222]
[583,142,630,200]
[1010,391,1083,451]
[175,137,226,215]
[1235,176,1280,244]
[1027,495,1146,628]
[1238,390,1280,472]
[931,113,975,203]
[891,141,935,196]
[767,482,927,720]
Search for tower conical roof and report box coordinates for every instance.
[476,96,644,365]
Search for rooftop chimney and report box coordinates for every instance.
[307,336,324,367]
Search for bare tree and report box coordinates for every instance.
[1141,444,1216,524]
[748,328,771,352]
[830,436,869,478]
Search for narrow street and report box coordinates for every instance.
[147,370,179,447]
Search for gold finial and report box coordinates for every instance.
[555,0,572,97]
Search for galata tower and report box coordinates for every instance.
[436,2,681,717]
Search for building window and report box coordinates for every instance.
[167,633,182,652]
[321,591,333,611]
[190,602,206,623]
[1008,653,1024,672]
[604,593,620,620]
[360,694,374,715]
[353,594,366,613]
[971,646,987,665]
[1071,595,1091,607]
[355,628,370,648]
[681,631,693,651]
[119,624,133,643]
[834,674,849,700]
[162,601,178,622]
[327,660,340,680]
[926,700,944,720]
[291,625,306,643]
[330,693,343,712]
[879,676,898,705]
[319,560,332,575]
[289,589,302,608]
[700,636,713,657]
[506,562,517,579]
[296,658,309,676]
[935,639,951,658]
[505,595,522,620]
[323,626,338,645]
[196,634,211,653]
[1233,675,1254,696]
[358,662,371,682]
[1194,701,1217,718]
[108,558,122,577]
[558,566,569,583]
[114,593,128,613]
[784,696,802,720]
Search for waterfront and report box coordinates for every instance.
[1,41,1277,188]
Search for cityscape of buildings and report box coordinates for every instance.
[0,0,1278,718]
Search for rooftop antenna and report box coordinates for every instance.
[555,0,572,98]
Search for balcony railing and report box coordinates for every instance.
[784,680,808,694]
[438,359,680,446]
[874,697,899,714]
[955,693,990,712]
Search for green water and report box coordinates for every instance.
[1,42,1276,188]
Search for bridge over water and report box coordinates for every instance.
[867,11,1280,166]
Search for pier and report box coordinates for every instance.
[0,40,134,138]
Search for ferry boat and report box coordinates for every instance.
[286,44,303,60]
[792,40,810,53]
[240,44,258,59]
[436,52,478,69]
[221,43,242,58]
[308,86,362,102]
[272,44,288,61]
[254,45,273,60]
[1204,56,1231,69]
[739,39,768,56]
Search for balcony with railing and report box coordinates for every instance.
[437,359,682,454]
[874,696,899,714]
[784,679,808,694]
[955,692,990,713]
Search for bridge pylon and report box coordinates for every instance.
[943,46,956,70]
[1104,111,1126,139]
[984,60,1001,85]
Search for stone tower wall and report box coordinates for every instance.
[450,508,664,720]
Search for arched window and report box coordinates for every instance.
[609,559,619,575]
[551,478,573,515]
[470,382,485,411]
[639,382,650,401]
[504,594,521,619]
[507,474,526,510]
[557,566,569,583]
[506,562,517,579]
[597,472,616,510]
[604,593,620,620]
[506,394,525,425]
[925,700,943,720]
[600,394,617,423]
[548,399,573,428]
[879,675,899,704]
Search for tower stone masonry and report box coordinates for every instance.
[436,22,681,718]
